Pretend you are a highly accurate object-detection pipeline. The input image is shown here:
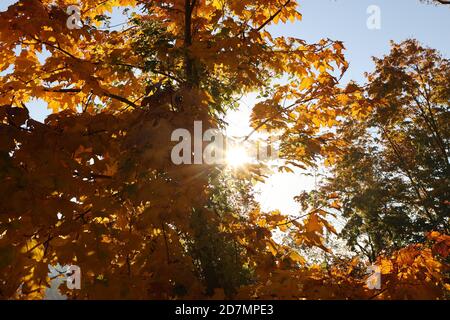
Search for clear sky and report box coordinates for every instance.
[1,0,449,217]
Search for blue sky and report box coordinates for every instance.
[1,0,449,216]
[270,0,450,84]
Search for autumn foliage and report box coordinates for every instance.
[0,0,448,299]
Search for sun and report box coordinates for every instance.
[226,146,251,167]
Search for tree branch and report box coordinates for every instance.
[254,0,291,32]
[43,87,140,110]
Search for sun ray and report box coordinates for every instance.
[226,146,251,167]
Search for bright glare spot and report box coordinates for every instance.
[226,146,251,167]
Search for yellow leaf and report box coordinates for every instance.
[300,77,314,90]
[289,251,306,265]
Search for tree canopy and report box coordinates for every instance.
[0,0,448,300]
